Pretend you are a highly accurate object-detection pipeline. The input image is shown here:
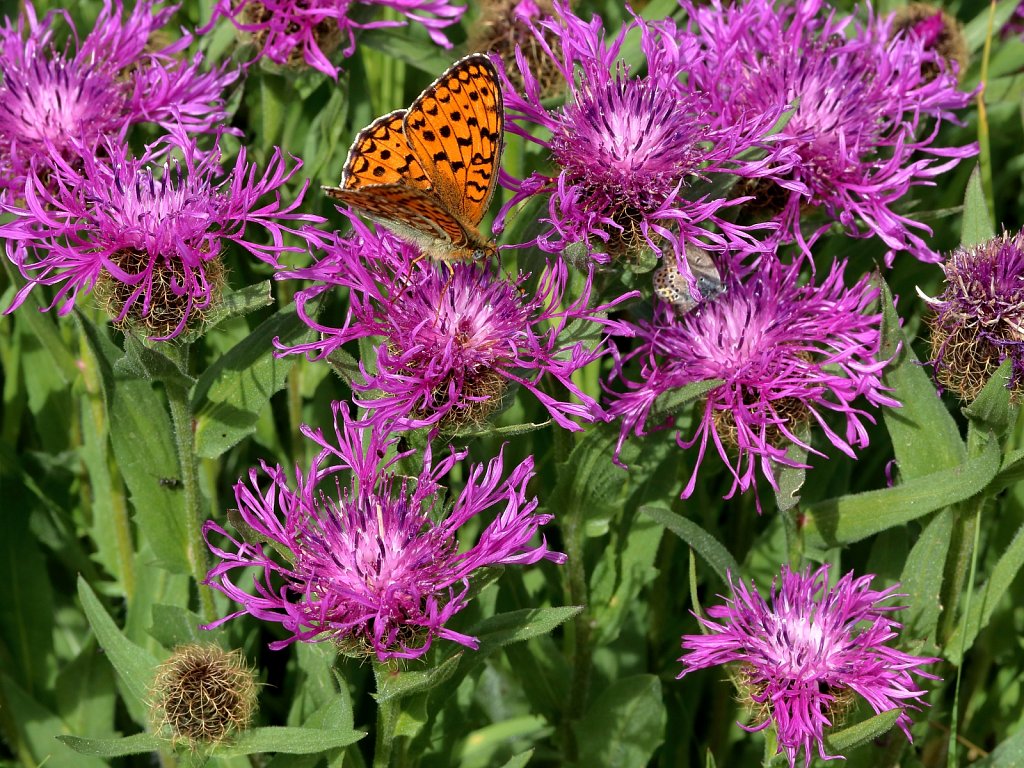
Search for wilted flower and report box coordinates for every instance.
[496,1,788,271]
[277,211,632,432]
[679,565,938,768]
[150,645,258,747]
[0,0,237,197]
[203,402,566,660]
[890,3,968,81]
[0,127,323,339]
[468,0,563,97]
[608,256,896,508]
[923,231,1024,401]
[203,0,464,79]
[680,0,975,263]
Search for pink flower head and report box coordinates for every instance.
[277,211,634,432]
[0,127,324,339]
[608,256,897,509]
[495,1,790,271]
[202,0,465,79]
[679,0,976,264]
[0,0,238,197]
[679,565,939,768]
[203,402,565,659]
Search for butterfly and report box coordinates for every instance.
[324,53,504,262]
[652,244,726,315]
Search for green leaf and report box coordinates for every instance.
[823,709,900,754]
[147,604,212,649]
[213,725,367,756]
[991,448,1024,495]
[55,638,117,742]
[114,333,195,390]
[775,426,811,513]
[550,424,633,531]
[77,576,159,725]
[803,438,1001,546]
[193,302,312,458]
[473,606,583,652]
[77,311,190,573]
[901,508,954,642]
[590,514,664,646]
[1,674,109,768]
[375,653,462,703]
[203,281,275,331]
[640,504,740,585]
[0,493,54,694]
[497,749,535,768]
[961,164,996,247]
[879,278,966,479]
[963,358,1017,437]
[945,521,1024,664]
[574,675,666,768]
[973,725,1024,767]
[457,718,547,768]
[651,378,722,421]
[58,733,163,757]
[964,0,1020,55]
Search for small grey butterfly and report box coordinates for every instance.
[652,244,726,314]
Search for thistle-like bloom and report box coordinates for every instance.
[203,402,565,659]
[680,0,976,263]
[278,211,632,432]
[922,232,1024,401]
[0,128,323,339]
[679,565,938,768]
[203,0,464,79]
[0,0,238,198]
[608,257,897,507]
[496,2,789,270]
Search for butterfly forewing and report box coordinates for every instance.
[403,53,504,228]
[340,110,431,191]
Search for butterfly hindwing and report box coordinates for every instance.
[325,184,477,249]
[403,53,504,228]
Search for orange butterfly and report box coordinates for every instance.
[324,53,504,262]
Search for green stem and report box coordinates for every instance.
[373,662,399,768]
[164,345,216,624]
[558,430,589,761]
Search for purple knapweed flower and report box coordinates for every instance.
[203,402,565,659]
[0,127,324,339]
[679,565,939,768]
[922,231,1024,401]
[496,1,790,272]
[277,211,633,432]
[607,256,897,508]
[0,0,238,198]
[202,0,464,80]
[679,0,975,264]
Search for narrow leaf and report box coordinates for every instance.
[77,576,159,722]
[945,522,1024,664]
[879,279,966,479]
[640,504,740,585]
[961,164,996,246]
[58,733,163,757]
[803,438,1000,547]
[193,303,312,458]
[824,709,901,753]
[213,725,366,756]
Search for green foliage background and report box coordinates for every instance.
[1,0,1023,766]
